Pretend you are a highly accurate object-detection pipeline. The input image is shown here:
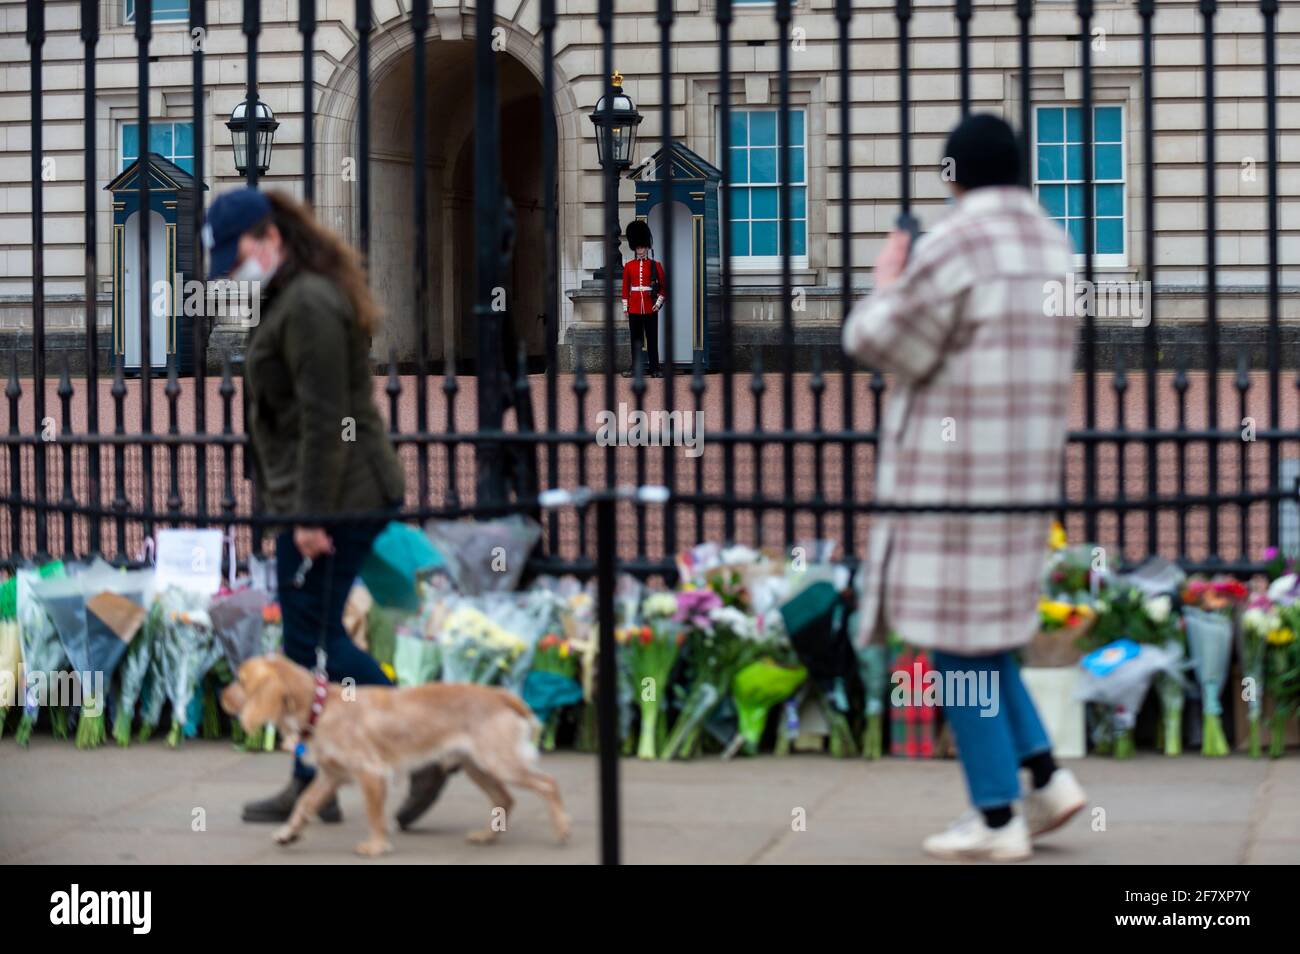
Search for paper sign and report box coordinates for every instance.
[153,529,225,595]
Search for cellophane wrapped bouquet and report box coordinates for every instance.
[1182,576,1248,756]
[154,587,222,747]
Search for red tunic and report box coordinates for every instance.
[621,257,666,315]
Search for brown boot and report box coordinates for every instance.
[395,764,455,830]
[242,774,342,824]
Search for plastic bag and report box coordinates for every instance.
[425,515,541,595]
[1073,641,1180,731]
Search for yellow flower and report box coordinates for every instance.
[1073,604,1096,620]
[381,662,396,681]
[1039,599,1073,625]
[1049,521,1067,550]
[559,641,571,659]
[1267,627,1295,646]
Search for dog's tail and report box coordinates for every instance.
[502,690,544,747]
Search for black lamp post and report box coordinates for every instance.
[589,71,642,172]
[227,97,278,178]
[589,72,642,279]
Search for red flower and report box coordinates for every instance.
[639,627,653,646]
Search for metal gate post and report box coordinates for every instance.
[595,492,621,864]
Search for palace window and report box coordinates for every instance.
[121,121,195,175]
[1033,105,1126,266]
[125,1,189,24]
[724,108,808,268]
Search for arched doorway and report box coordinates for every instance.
[364,39,551,369]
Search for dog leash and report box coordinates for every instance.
[291,548,332,753]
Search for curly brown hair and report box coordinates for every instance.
[248,191,381,335]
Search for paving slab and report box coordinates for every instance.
[1,739,1295,864]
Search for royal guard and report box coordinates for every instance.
[621,219,667,378]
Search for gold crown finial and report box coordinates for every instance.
[611,71,624,88]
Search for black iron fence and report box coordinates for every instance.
[7,0,1294,861]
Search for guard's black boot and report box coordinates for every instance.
[242,774,342,824]
[395,764,455,830]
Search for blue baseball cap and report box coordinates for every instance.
[202,188,272,279]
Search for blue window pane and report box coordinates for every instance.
[1037,145,1064,181]
[1095,143,1122,180]
[149,123,173,158]
[1094,106,1122,143]
[156,0,189,19]
[1066,143,1084,180]
[1066,218,1085,253]
[1095,183,1123,217]
[750,111,776,147]
[787,147,804,184]
[122,124,139,163]
[1066,184,1084,216]
[789,110,804,146]
[175,156,194,174]
[1066,107,1083,142]
[730,111,747,147]
[1037,107,1065,144]
[729,188,749,220]
[790,221,806,256]
[174,122,193,157]
[751,220,778,256]
[749,147,776,183]
[750,187,778,219]
[791,186,806,219]
[1039,185,1066,218]
[729,148,748,183]
[1096,218,1123,255]
[730,219,750,256]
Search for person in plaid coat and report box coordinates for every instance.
[843,114,1087,862]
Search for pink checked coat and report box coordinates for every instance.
[843,187,1075,655]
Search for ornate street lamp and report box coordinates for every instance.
[589,72,642,172]
[226,98,278,177]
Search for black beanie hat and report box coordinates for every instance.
[943,113,1021,189]
[625,219,653,250]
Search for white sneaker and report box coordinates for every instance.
[1023,768,1087,837]
[922,811,1032,862]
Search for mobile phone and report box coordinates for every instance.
[896,212,922,263]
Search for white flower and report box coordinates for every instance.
[709,605,756,640]
[641,592,679,620]
[1143,595,1171,625]
[1267,574,1300,607]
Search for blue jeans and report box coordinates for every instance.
[277,520,392,778]
[932,650,1052,809]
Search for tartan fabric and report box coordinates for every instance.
[844,187,1076,655]
[890,647,936,758]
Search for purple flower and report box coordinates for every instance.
[673,588,722,630]
[1263,547,1279,561]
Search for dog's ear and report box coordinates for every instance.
[237,662,286,734]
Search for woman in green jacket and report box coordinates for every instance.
[204,188,448,829]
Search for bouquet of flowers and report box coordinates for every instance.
[438,596,535,689]
[624,591,684,759]
[1266,602,1300,758]
[112,601,163,746]
[526,632,582,750]
[1182,576,1247,757]
[1026,599,1096,667]
[1240,595,1277,757]
[1074,639,1181,758]
[154,588,223,747]
[15,564,70,746]
[0,577,18,738]
[663,599,772,760]
[731,656,808,755]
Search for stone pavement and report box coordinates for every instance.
[2,740,1297,864]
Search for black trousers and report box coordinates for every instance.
[628,311,661,376]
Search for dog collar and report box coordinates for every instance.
[294,671,329,757]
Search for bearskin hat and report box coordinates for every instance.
[625,219,653,250]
